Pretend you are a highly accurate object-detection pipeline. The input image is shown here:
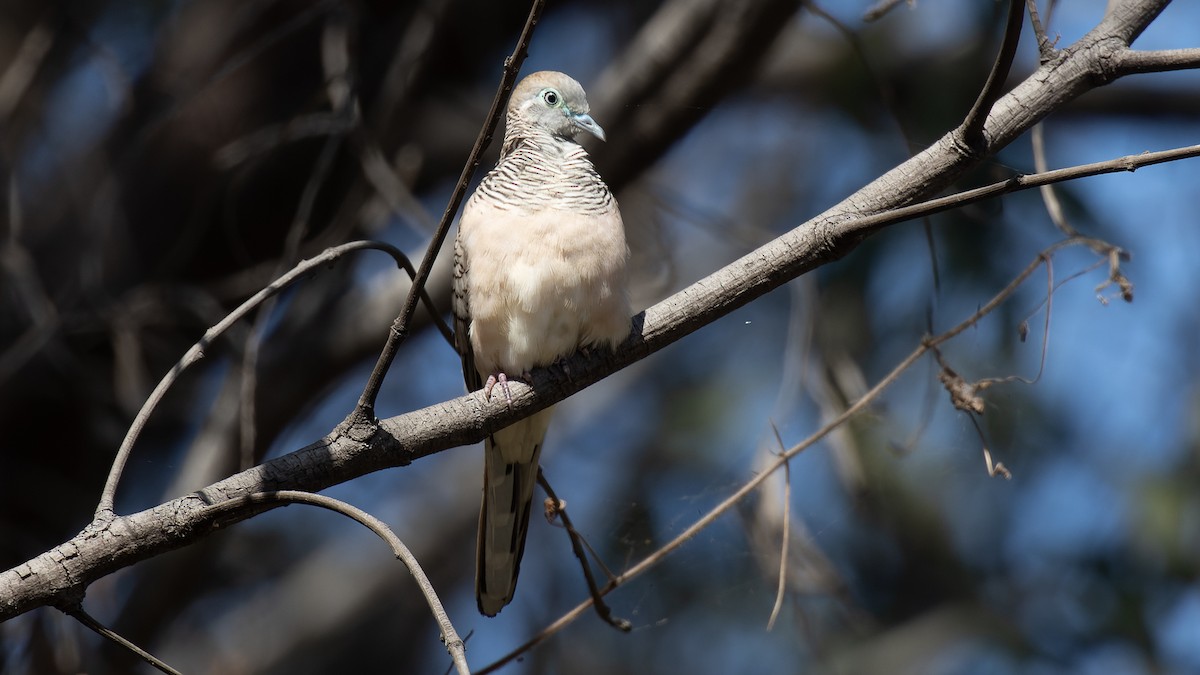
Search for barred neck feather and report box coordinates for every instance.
[471,111,614,215]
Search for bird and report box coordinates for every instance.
[452,71,630,616]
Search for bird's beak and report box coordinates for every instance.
[572,113,606,142]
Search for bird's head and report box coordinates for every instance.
[508,71,605,142]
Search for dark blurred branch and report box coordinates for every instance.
[239,11,357,469]
[591,0,803,192]
[0,21,54,124]
[961,0,1025,149]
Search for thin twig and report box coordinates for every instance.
[936,252,1057,423]
[1026,0,1058,62]
[65,605,183,675]
[862,0,911,22]
[96,241,432,517]
[969,415,1012,479]
[355,0,546,416]
[537,470,631,632]
[1019,256,1107,336]
[961,0,1026,149]
[201,491,470,675]
[842,143,1200,241]
[766,421,791,631]
[1030,124,1080,238]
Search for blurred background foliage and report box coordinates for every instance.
[2,0,1199,673]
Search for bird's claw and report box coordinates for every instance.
[484,372,515,406]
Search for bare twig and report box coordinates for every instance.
[65,605,183,675]
[766,421,792,631]
[1031,124,1080,238]
[961,0,1026,149]
[355,0,546,416]
[842,143,1200,241]
[936,249,1056,422]
[1026,0,1059,62]
[862,0,912,22]
[201,491,470,675]
[968,415,1012,479]
[537,471,631,632]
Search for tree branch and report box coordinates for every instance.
[1113,46,1200,74]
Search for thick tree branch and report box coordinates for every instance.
[0,0,1186,623]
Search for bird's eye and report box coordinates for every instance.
[542,89,560,107]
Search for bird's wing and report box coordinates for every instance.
[451,232,482,394]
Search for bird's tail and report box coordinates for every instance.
[476,408,553,616]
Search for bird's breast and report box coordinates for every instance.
[460,199,630,376]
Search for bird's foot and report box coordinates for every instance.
[484,371,531,405]
[483,372,513,405]
[552,358,572,378]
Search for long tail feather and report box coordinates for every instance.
[476,408,553,616]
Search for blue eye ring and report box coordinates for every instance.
[541,89,561,107]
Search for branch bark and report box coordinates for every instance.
[0,0,1187,623]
